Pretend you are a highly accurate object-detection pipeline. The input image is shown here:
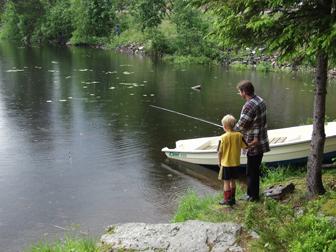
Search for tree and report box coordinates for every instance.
[8,0,45,44]
[193,0,336,197]
[40,0,74,44]
[171,0,209,56]
[135,0,167,30]
[71,0,115,44]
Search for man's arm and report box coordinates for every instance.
[235,106,255,132]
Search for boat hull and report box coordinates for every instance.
[162,123,336,167]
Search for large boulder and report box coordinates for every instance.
[100,220,243,252]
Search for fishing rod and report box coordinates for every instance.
[149,105,222,128]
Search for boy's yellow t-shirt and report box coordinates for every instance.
[218,131,247,167]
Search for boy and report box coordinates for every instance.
[218,114,248,206]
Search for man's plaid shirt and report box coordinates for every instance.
[235,95,270,156]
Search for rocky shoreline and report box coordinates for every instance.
[114,43,336,78]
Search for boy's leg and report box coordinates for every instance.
[219,180,231,205]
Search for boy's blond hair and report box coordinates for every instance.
[221,114,236,130]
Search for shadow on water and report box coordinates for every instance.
[161,160,222,190]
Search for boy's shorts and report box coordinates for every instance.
[218,166,239,180]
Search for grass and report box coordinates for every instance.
[173,167,336,252]
[163,55,212,64]
[27,235,99,252]
[109,26,146,49]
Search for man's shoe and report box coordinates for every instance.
[239,194,250,201]
[248,197,259,202]
[240,194,259,202]
[219,199,231,206]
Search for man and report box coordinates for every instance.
[235,80,270,201]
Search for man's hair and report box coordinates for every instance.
[237,80,255,96]
[221,114,236,130]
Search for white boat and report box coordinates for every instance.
[161,122,336,166]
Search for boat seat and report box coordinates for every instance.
[203,145,218,150]
[195,141,218,150]
[269,137,287,144]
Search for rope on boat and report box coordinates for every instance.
[149,105,222,128]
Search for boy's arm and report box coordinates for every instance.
[217,140,222,167]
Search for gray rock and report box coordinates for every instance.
[100,220,243,252]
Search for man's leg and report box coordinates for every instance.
[247,154,263,200]
[230,179,236,205]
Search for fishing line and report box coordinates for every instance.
[149,105,222,128]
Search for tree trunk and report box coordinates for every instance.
[306,52,328,197]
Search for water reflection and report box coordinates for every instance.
[0,42,335,251]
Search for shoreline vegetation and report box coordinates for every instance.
[0,1,336,78]
[27,167,336,251]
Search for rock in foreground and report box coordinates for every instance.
[100,220,243,252]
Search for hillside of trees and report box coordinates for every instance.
[0,0,301,68]
[0,1,214,62]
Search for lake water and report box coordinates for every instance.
[0,42,335,251]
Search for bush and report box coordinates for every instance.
[256,62,272,72]
[144,28,174,55]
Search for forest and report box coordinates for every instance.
[0,0,223,63]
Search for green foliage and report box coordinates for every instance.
[27,236,98,252]
[173,169,336,251]
[0,1,20,41]
[172,190,215,222]
[39,0,73,44]
[0,0,45,44]
[109,24,146,48]
[172,186,247,223]
[171,0,209,57]
[172,190,236,223]
[256,62,272,72]
[144,28,174,55]
[245,197,336,251]
[70,0,115,45]
[15,0,45,44]
[289,214,336,251]
[135,0,166,30]
[163,55,211,64]
[229,63,250,71]
[192,0,336,63]
[245,198,294,251]
[261,166,305,186]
